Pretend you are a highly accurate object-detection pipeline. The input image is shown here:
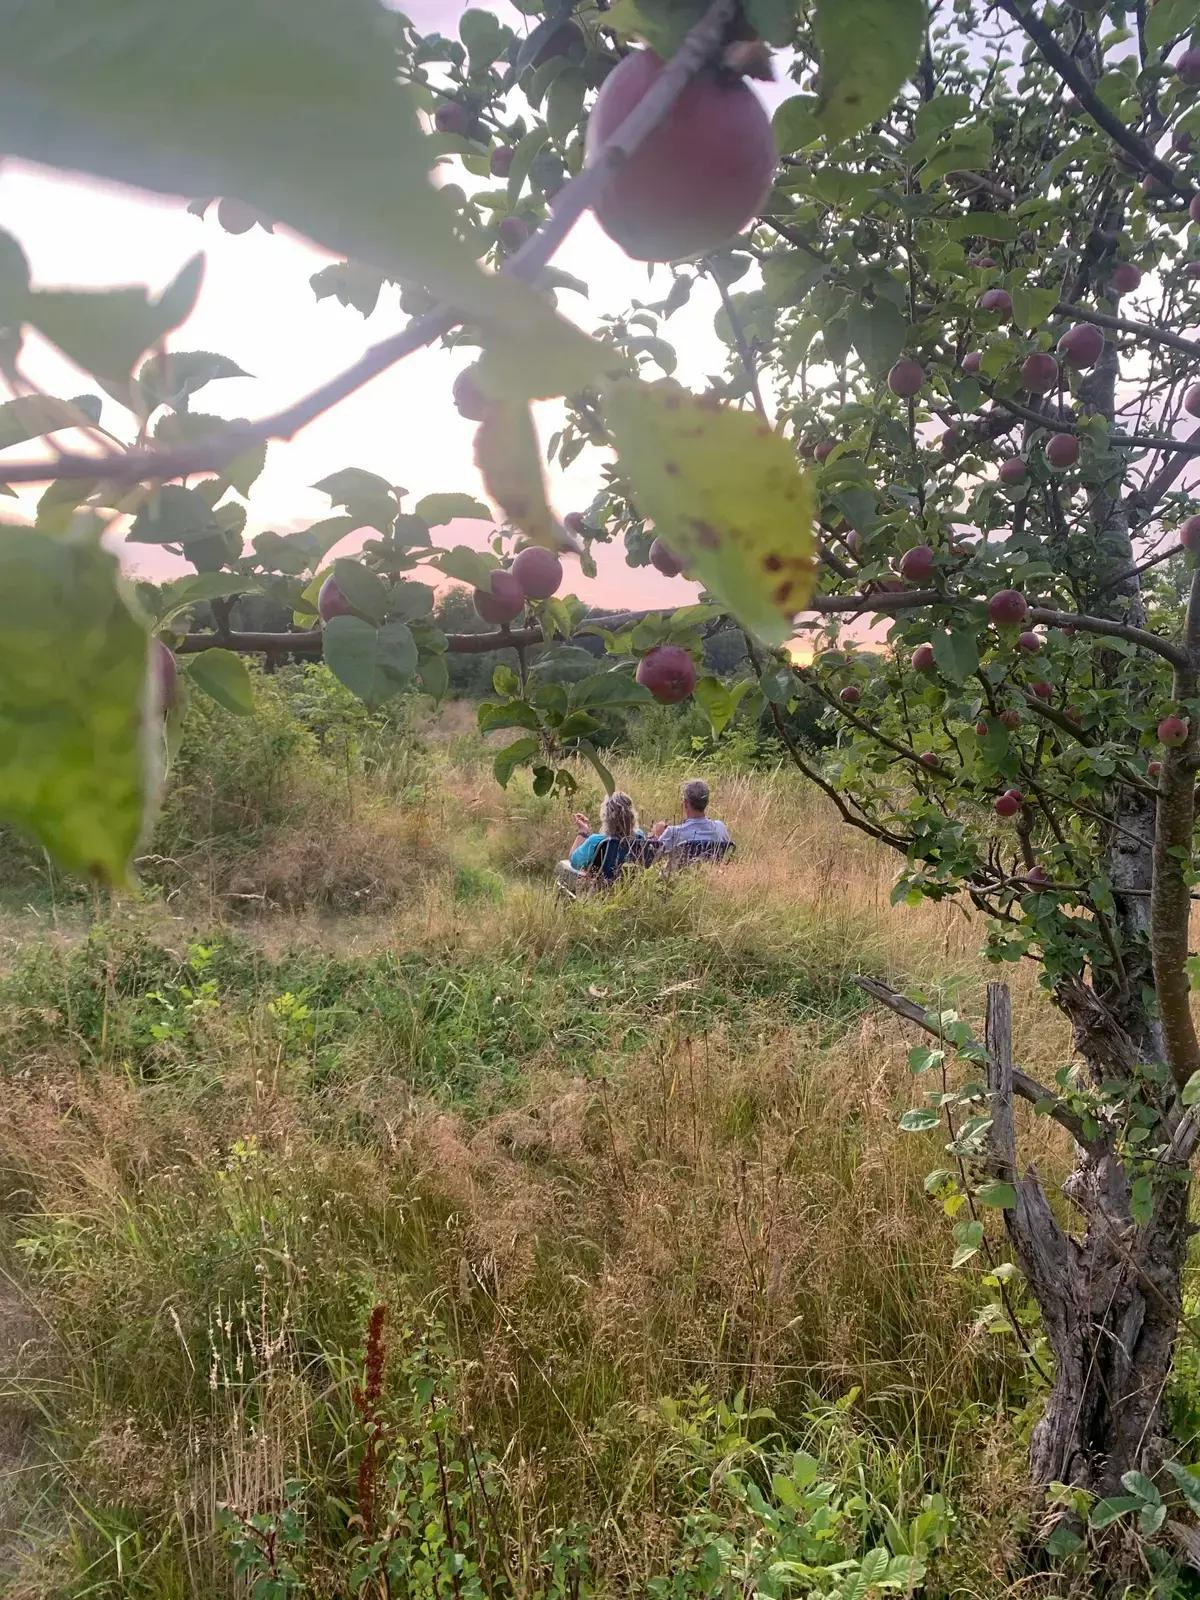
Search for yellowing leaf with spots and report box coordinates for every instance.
[602,380,816,644]
[474,399,556,546]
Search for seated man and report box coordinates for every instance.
[555,791,647,894]
[651,779,733,859]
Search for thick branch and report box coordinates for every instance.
[853,973,1102,1151]
[1150,569,1200,1088]
[177,609,658,657]
[1053,301,1200,360]
[0,0,738,490]
[1027,606,1188,668]
[999,0,1193,202]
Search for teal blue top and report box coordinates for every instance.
[571,829,645,870]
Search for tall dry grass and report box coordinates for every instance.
[0,696,1107,1595]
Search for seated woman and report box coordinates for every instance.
[555,791,648,892]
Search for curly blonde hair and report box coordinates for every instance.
[599,790,638,839]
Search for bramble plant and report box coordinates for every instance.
[4,0,1200,1582]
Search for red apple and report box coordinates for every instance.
[490,146,515,177]
[649,538,684,576]
[813,439,836,462]
[1185,385,1200,418]
[919,752,940,769]
[912,642,935,672]
[217,197,258,235]
[1181,516,1200,552]
[474,569,527,623]
[969,254,997,269]
[1017,630,1042,653]
[1159,714,1189,747]
[435,103,470,137]
[995,791,1021,817]
[888,358,925,397]
[1021,352,1060,394]
[1000,709,1023,730]
[845,530,863,558]
[1004,787,1024,804]
[1177,47,1200,85]
[564,512,587,536]
[511,545,563,599]
[1111,262,1141,295]
[453,365,491,421]
[1024,865,1053,888]
[989,589,1030,626]
[899,545,936,582]
[532,18,583,66]
[999,456,1029,485]
[1148,760,1162,778]
[962,350,982,374]
[941,427,963,456]
[586,50,778,261]
[636,643,698,703]
[498,216,530,252]
[976,720,989,737]
[318,575,361,623]
[1191,194,1200,225]
[978,288,1013,314]
[1031,680,1053,699]
[1057,322,1105,369]
[840,684,861,705]
[1046,433,1081,469]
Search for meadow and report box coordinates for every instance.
[0,665,1178,1597]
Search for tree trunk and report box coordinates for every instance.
[986,985,1192,1503]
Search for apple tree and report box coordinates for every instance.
[4,0,1200,1571]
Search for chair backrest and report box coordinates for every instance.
[591,834,653,883]
[671,839,736,866]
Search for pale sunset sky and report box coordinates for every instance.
[0,0,795,615]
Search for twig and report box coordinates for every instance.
[0,0,739,489]
[998,0,1194,203]
[710,266,767,420]
[1053,301,1200,360]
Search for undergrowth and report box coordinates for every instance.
[0,673,1193,1596]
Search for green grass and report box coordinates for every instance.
[0,670,1185,1597]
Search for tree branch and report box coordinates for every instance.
[853,973,1103,1152]
[0,0,739,490]
[998,0,1194,203]
[1027,606,1189,667]
[177,609,659,657]
[1053,301,1200,360]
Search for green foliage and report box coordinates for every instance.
[0,525,150,884]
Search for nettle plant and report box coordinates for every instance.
[4,0,1200,1569]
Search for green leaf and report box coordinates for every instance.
[942,213,1019,242]
[1130,1174,1154,1225]
[1146,0,1195,52]
[331,558,389,625]
[127,484,218,545]
[134,350,248,412]
[474,398,556,544]
[976,1180,1016,1209]
[0,392,102,451]
[1045,1524,1083,1558]
[1121,1471,1161,1505]
[900,1108,940,1132]
[1164,1460,1200,1514]
[185,648,254,715]
[151,410,268,498]
[313,468,397,534]
[546,67,586,142]
[846,300,907,379]
[0,524,150,884]
[745,0,796,45]
[576,739,615,795]
[0,0,604,394]
[493,735,540,788]
[601,379,816,646]
[570,670,653,710]
[932,627,979,686]
[155,572,260,625]
[418,653,449,702]
[459,7,508,73]
[813,0,927,145]
[1011,285,1060,332]
[309,259,384,317]
[322,617,417,707]
[507,126,551,208]
[413,493,493,527]
[427,545,500,590]
[1181,1071,1200,1106]
[26,255,203,404]
[694,675,754,738]
[1090,1496,1141,1529]
[478,700,541,734]
[922,124,994,184]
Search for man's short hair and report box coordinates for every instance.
[682,778,710,813]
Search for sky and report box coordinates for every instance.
[0,0,793,614]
